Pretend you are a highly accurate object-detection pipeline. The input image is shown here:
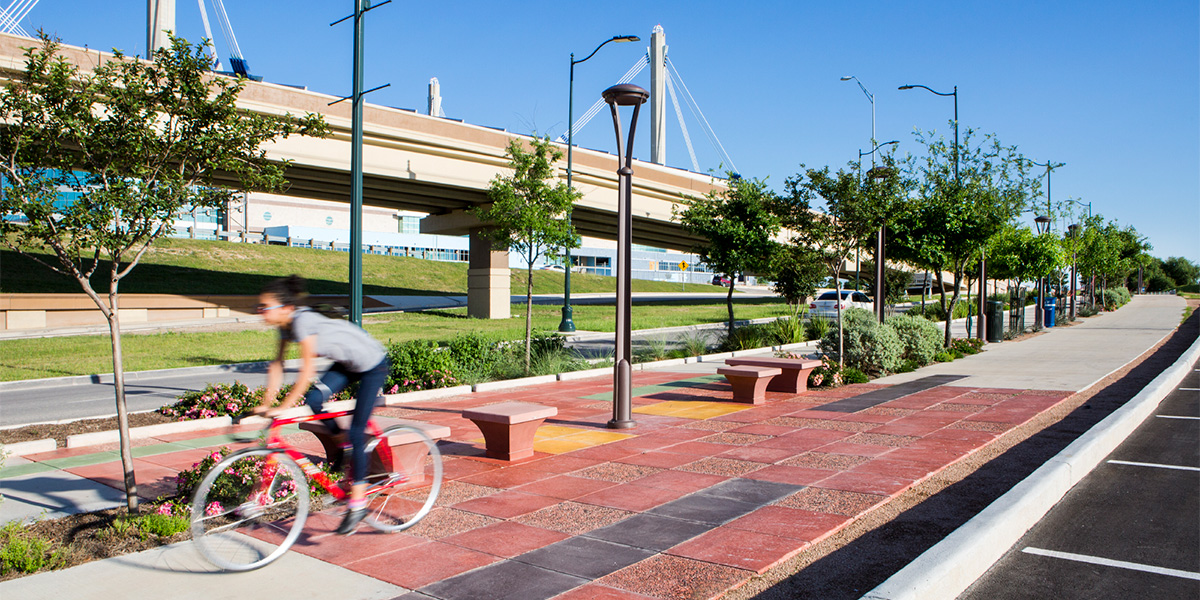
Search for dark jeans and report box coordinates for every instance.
[304,357,390,486]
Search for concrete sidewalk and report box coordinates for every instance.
[0,295,1185,600]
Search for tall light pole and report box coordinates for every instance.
[1063,198,1092,307]
[859,140,898,323]
[603,83,648,430]
[900,83,981,337]
[1068,223,1080,319]
[1034,215,1051,329]
[843,76,876,300]
[559,34,640,333]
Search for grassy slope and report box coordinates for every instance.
[0,238,719,295]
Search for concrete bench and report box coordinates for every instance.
[717,365,782,404]
[462,401,558,461]
[724,356,823,394]
[300,415,449,483]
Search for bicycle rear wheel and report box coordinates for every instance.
[361,424,443,533]
[189,448,309,571]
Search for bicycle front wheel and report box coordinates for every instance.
[189,448,310,571]
[361,424,443,533]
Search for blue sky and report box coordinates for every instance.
[25,1,1199,261]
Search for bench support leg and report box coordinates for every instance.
[727,376,772,404]
[471,418,547,461]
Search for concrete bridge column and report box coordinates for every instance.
[467,228,510,319]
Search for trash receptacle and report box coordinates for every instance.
[1043,297,1056,328]
[986,300,1003,343]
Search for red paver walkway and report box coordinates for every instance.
[15,370,1074,599]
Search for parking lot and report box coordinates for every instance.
[961,359,1200,599]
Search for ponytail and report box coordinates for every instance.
[261,274,307,307]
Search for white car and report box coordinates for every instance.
[809,290,873,319]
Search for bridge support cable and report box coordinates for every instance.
[666,57,737,174]
[197,0,221,68]
[0,0,37,36]
[556,54,648,143]
[665,74,700,172]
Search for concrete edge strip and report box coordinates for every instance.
[0,357,325,393]
[861,331,1200,600]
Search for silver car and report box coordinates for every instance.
[809,290,873,319]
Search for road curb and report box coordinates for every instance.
[0,358,323,393]
[862,329,1200,600]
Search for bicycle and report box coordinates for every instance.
[188,410,443,571]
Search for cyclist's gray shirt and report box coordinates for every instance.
[284,307,386,373]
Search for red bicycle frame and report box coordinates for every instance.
[262,411,398,501]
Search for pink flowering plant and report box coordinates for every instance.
[159,381,351,421]
[807,355,844,388]
[174,446,341,511]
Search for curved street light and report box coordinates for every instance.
[856,139,898,320]
[603,83,649,430]
[841,76,876,165]
[899,84,958,179]
[560,34,640,333]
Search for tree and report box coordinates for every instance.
[473,136,578,372]
[0,35,328,511]
[781,155,905,364]
[891,128,1032,346]
[770,242,827,317]
[987,224,1065,301]
[674,173,780,337]
[1162,256,1200,289]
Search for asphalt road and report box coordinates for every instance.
[960,358,1200,599]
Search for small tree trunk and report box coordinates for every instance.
[107,289,138,512]
[525,265,534,373]
[726,277,736,338]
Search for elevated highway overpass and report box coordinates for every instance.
[0,33,725,318]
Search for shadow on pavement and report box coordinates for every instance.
[747,309,1199,600]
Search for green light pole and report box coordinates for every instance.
[559,34,640,333]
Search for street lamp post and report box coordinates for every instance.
[842,77,875,306]
[603,83,649,430]
[858,140,898,323]
[1064,197,1093,307]
[559,34,640,333]
[899,83,982,338]
[1034,215,1051,329]
[1068,223,1080,319]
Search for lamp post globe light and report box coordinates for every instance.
[559,34,640,334]
[1034,215,1052,329]
[603,83,649,430]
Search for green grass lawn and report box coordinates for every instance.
[0,298,791,381]
[0,237,720,295]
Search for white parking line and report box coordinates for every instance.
[1023,547,1200,580]
[1179,388,1200,391]
[1157,415,1200,420]
[1107,459,1200,472]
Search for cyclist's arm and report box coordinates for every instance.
[275,334,318,410]
[257,337,289,414]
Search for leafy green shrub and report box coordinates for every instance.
[819,308,902,376]
[808,355,843,388]
[1102,287,1131,310]
[886,314,943,367]
[805,315,833,341]
[446,332,501,383]
[906,300,975,322]
[386,339,459,392]
[842,367,869,384]
[1077,304,1099,317]
[934,351,955,362]
[951,338,983,356]
[897,359,920,373]
[0,522,68,576]
[135,513,190,537]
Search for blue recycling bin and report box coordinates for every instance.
[1043,297,1056,328]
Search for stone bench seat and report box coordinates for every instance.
[724,356,824,394]
[300,415,449,483]
[462,401,557,461]
[717,365,782,404]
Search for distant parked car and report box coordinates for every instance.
[711,275,732,286]
[809,290,872,318]
[540,264,566,272]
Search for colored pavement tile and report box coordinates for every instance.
[668,526,806,573]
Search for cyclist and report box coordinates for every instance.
[252,275,389,535]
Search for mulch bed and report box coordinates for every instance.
[0,411,175,446]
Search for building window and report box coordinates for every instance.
[400,216,420,235]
